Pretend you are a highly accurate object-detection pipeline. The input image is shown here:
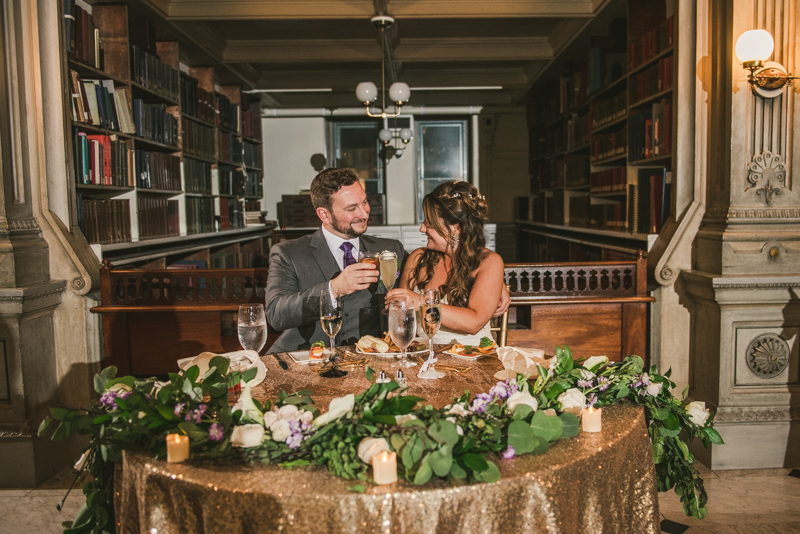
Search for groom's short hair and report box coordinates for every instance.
[310,168,359,212]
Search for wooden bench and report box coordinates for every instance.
[503,251,653,362]
[93,252,653,376]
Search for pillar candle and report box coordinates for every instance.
[582,407,602,433]
[372,451,398,484]
[166,433,190,463]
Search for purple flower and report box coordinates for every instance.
[286,432,304,450]
[174,403,185,416]
[100,391,118,408]
[208,423,224,441]
[489,383,508,399]
[597,377,610,392]
[633,374,650,388]
[577,379,594,388]
[470,393,493,414]
[586,394,598,408]
[185,404,208,424]
[502,446,516,459]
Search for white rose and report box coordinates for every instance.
[583,356,609,371]
[232,385,263,423]
[357,437,391,464]
[395,414,417,425]
[506,391,538,413]
[300,410,314,424]
[578,369,595,380]
[106,382,132,393]
[137,411,147,419]
[230,424,265,448]
[445,403,470,417]
[277,405,300,421]
[686,401,710,427]
[269,419,291,442]
[314,394,355,426]
[263,411,278,428]
[445,417,465,436]
[558,388,587,416]
[646,383,663,397]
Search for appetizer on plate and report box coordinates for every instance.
[356,333,426,354]
[448,337,497,356]
[310,341,327,359]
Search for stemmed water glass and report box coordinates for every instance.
[238,304,268,353]
[319,288,347,378]
[418,289,445,379]
[388,296,417,368]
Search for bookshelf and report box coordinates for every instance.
[520,0,675,263]
[62,1,267,267]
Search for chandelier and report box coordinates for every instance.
[355,16,413,158]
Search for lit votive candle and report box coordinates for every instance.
[582,407,602,433]
[166,434,190,463]
[372,451,398,485]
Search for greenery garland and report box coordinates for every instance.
[39,347,722,533]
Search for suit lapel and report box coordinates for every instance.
[310,228,340,279]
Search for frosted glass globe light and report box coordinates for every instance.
[378,129,393,142]
[389,82,410,104]
[394,148,405,158]
[399,128,412,142]
[735,30,774,63]
[356,82,378,104]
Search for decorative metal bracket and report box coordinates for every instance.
[756,180,782,206]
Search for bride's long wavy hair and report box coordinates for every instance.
[409,181,489,307]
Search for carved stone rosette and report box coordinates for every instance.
[746,333,790,377]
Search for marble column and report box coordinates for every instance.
[683,0,800,469]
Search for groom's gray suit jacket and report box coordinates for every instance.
[265,228,406,353]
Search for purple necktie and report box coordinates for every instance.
[340,242,357,267]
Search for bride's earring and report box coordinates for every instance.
[449,232,460,249]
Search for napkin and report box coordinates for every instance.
[177,350,259,376]
[494,346,552,380]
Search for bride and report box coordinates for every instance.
[385,180,505,346]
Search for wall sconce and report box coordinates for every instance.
[735,29,796,98]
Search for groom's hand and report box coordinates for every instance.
[330,263,379,296]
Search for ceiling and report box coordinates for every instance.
[137,0,611,109]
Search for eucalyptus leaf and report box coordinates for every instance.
[347,484,366,493]
[461,453,488,472]
[428,445,452,476]
[209,356,230,375]
[402,433,424,468]
[449,462,467,479]
[511,404,533,421]
[428,419,459,447]
[507,420,536,455]
[473,460,500,483]
[530,411,563,442]
[390,433,406,452]
[559,412,580,439]
[413,456,433,485]
[185,365,200,384]
[365,366,375,381]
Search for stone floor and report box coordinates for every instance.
[0,464,798,533]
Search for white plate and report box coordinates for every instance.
[287,349,331,364]
[177,351,267,387]
[354,345,429,358]
[443,348,496,361]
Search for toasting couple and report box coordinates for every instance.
[265,168,508,354]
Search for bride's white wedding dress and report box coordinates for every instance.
[415,288,493,346]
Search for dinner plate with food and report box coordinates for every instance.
[442,337,498,360]
[287,341,332,364]
[355,334,428,357]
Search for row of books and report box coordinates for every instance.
[137,197,180,240]
[219,167,263,197]
[545,123,564,156]
[180,73,216,125]
[628,98,672,161]
[219,132,243,164]
[243,142,261,169]
[181,118,216,160]
[559,64,589,114]
[545,190,565,225]
[564,155,591,188]
[184,158,213,195]
[130,45,180,102]
[216,92,240,133]
[63,0,99,68]
[219,197,245,231]
[586,19,627,94]
[630,56,674,104]
[186,197,216,235]
[592,90,627,129]
[135,149,181,191]
[79,197,132,244]
[70,72,136,134]
[566,113,590,151]
[241,99,262,141]
[591,126,627,162]
[590,166,627,194]
[74,132,133,187]
[629,16,674,70]
[590,200,627,231]
[210,251,240,269]
[632,168,671,234]
[133,100,179,147]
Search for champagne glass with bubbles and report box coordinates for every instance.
[418,289,445,379]
[238,304,267,353]
[388,296,417,368]
[319,289,346,377]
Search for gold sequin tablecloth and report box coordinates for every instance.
[115,352,660,534]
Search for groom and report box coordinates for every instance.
[265,168,406,353]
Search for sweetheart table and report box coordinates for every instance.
[114,351,660,534]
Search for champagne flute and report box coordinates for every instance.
[379,251,398,290]
[418,289,445,379]
[388,296,417,368]
[319,288,346,378]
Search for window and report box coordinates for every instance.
[332,121,384,194]
[415,119,469,222]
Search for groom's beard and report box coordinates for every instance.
[331,213,368,238]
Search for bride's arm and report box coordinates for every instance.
[438,251,504,335]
